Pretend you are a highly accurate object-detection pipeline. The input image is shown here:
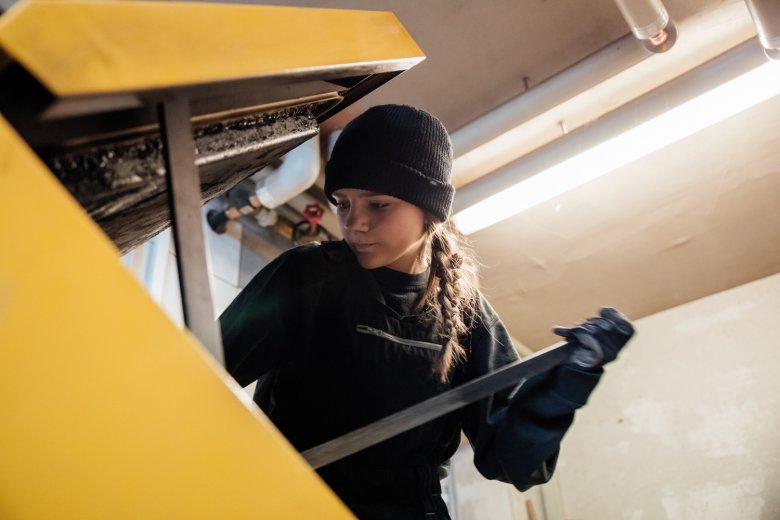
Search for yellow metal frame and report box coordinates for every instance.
[0,114,353,517]
[0,0,424,96]
[0,2,429,515]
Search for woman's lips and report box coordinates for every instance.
[351,242,377,252]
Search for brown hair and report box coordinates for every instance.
[416,220,480,382]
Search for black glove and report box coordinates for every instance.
[553,307,635,369]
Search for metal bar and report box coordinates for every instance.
[302,340,575,469]
[158,98,224,365]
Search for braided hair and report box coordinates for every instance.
[416,220,480,382]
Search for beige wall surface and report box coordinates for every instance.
[556,272,780,519]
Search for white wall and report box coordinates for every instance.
[122,200,243,325]
[450,441,545,520]
[555,272,780,519]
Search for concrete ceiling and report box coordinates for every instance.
[257,0,780,350]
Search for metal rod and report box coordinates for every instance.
[158,98,224,365]
[302,340,574,469]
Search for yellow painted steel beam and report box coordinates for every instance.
[0,114,353,518]
[0,0,424,97]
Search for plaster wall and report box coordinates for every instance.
[555,272,780,519]
[122,200,243,324]
[450,442,545,519]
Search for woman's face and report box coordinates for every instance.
[332,188,428,274]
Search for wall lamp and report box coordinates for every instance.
[745,0,780,60]
[452,39,780,235]
[614,0,676,53]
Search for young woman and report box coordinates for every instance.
[219,104,634,519]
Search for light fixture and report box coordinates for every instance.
[744,0,780,60]
[452,39,780,235]
[614,0,676,53]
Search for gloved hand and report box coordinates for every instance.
[553,307,635,369]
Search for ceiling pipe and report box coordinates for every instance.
[614,0,677,53]
[450,2,756,190]
[744,0,780,59]
[450,1,675,163]
[452,37,777,233]
[450,32,650,160]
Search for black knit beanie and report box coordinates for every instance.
[325,104,454,222]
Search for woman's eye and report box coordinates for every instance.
[370,202,390,210]
[334,201,349,210]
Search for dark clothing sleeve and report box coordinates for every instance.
[461,296,602,491]
[219,249,304,387]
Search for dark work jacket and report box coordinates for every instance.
[219,241,602,519]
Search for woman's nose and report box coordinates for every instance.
[344,207,369,232]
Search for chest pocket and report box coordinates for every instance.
[347,313,448,403]
[329,272,451,425]
[343,316,455,464]
[355,324,442,353]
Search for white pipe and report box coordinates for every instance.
[450,1,756,188]
[450,33,649,157]
[614,0,669,40]
[745,0,780,59]
[452,38,775,230]
[253,136,321,209]
[450,2,751,159]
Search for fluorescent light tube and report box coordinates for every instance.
[453,45,780,236]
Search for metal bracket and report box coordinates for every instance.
[158,97,224,365]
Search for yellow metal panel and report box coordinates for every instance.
[0,114,353,518]
[0,0,424,97]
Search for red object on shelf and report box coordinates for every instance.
[303,204,325,230]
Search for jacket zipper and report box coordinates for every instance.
[355,324,442,352]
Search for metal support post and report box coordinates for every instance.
[158,97,224,365]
